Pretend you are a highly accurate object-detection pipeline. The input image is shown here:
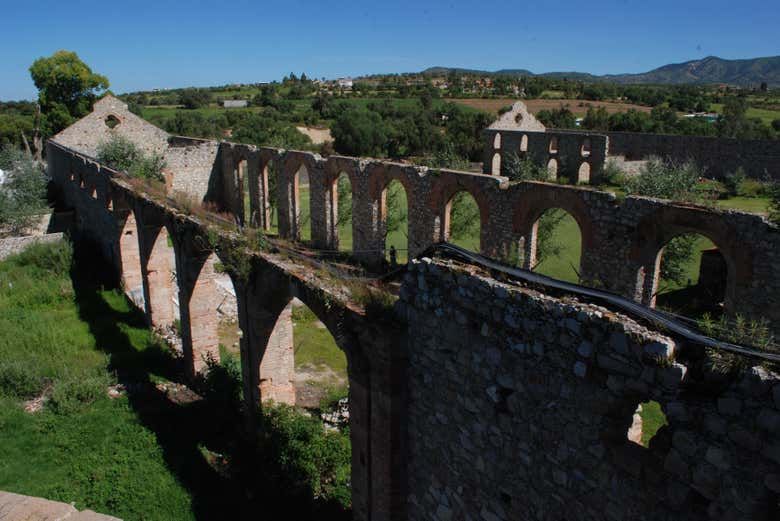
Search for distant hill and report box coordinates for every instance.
[421,56,780,86]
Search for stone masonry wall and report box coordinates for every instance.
[398,257,780,521]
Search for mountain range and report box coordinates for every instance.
[421,56,780,86]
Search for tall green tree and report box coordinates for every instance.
[29,51,109,133]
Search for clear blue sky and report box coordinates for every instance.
[1,0,778,100]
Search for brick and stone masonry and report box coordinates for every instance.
[44,97,780,520]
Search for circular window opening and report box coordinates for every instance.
[104,115,121,129]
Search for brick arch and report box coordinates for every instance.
[512,184,596,271]
[143,222,178,328]
[116,208,144,305]
[630,206,752,309]
[280,152,319,240]
[366,162,418,201]
[428,176,492,247]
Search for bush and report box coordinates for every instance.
[503,152,549,182]
[770,182,780,225]
[200,352,243,414]
[0,362,42,398]
[723,168,745,196]
[260,403,352,508]
[96,135,165,182]
[0,146,49,236]
[602,159,626,186]
[49,374,108,415]
[10,239,72,275]
[623,158,701,202]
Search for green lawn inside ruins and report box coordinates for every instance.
[0,241,350,520]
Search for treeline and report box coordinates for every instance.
[538,97,779,140]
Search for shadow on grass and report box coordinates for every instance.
[70,240,349,521]
[656,284,724,320]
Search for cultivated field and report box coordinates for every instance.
[451,98,653,116]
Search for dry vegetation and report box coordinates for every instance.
[451,98,652,116]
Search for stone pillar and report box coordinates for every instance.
[141,225,175,328]
[246,154,261,228]
[309,164,333,249]
[117,210,144,305]
[259,301,296,405]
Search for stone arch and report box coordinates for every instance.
[187,252,235,372]
[144,224,177,328]
[329,171,354,252]
[547,157,558,179]
[441,189,482,252]
[577,162,591,184]
[520,134,529,153]
[430,178,492,254]
[259,156,278,232]
[236,158,251,226]
[90,186,98,199]
[281,154,317,241]
[581,137,592,157]
[491,152,501,176]
[549,135,559,154]
[630,207,752,312]
[117,210,144,307]
[512,186,595,277]
[493,132,502,150]
[368,164,417,263]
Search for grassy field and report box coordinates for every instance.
[0,242,194,520]
[710,102,780,125]
[292,305,347,375]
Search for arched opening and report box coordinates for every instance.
[650,233,726,318]
[527,208,582,284]
[255,297,352,505]
[549,136,558,154]
[294,164,311,242]
[104,114,121,129]
[628,400,668,448]
[90,187,98,199]
[261,159,278,233]
[118,212,144,308]
[581,138,591,157]
[189,253,237,373]
[145,226,177,328]
[577,162,591,184]
[442,190,481,252]
[546,158,558,180]
[491,152,501,176]
[493,132,502,150]
[237,159,251,226]
[381,179,409,265]
[520,134,528,153]
[332,172,353,253]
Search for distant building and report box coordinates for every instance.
[337,78,353,89]
[223,100,248,108]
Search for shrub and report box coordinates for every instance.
[96,135,165,182]
[503,152,549,182]
[602,159,626,186]
[200,352,243,413]
[0,362,42,398]
[10,239,72,275]
[49,374,108,415]
[623,157,701,202]
[723,168,745,196]
[769,182,780,225]
[0,146,49,236]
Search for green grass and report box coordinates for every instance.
[0,241,193,520]
[640,401,667,446]
[533,213,582,284]
[710,102,780,125]
[715,196,770,214]
[292,305,347,376]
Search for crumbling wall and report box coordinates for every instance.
[165,137,220,201]
[398,257,780,521]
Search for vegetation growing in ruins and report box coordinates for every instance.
[770,182,780,225]
[96,135,165,181]
[0,239,353,519]
[0,146,49,237]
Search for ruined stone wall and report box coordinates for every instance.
[164,137,220,201]
[605,131,780,180]
[483,128,608,183]
[0,233,65,260]
[398,257,780,521]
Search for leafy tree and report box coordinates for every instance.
[336,174,352,227]
[581,106,609,131]
[448,191,480,243]
[331,108,388,157]
[383,181,407,242]
[29,51,109,133]
[536,106,577,129]
[0,147,49,236]
[178,89,211,109]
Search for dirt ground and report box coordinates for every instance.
[296,126,333,144]
[451,98,652,116]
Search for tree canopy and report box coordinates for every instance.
[29,51,109,133]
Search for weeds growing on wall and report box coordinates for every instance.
[0,146,49,237]
[699,313,778,373]
[769,182,780,225]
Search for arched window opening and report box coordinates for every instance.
[628,401,668,448]
[581,138,591,157]
[237,159,251,226]
[520,134,529,153]
[652,233,725,319]
[255,298,352,502]
[119,212,144,308]
[189,253,237,373]
[549,136,558,154]
[294,164,311,242]
[443,190,481,253]
[577,162,591,184]
[491,152,501,176]
[332,172,353,253]
[493,132,502,150]
[90,187,98,199]
[104,114,121,129]
[527,208,582,284]
[381,179,409,265]
[546,158,558,180]
[261,159,279,234]
[146,226,177,328]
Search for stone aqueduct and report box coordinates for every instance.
[46,98,780,520]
